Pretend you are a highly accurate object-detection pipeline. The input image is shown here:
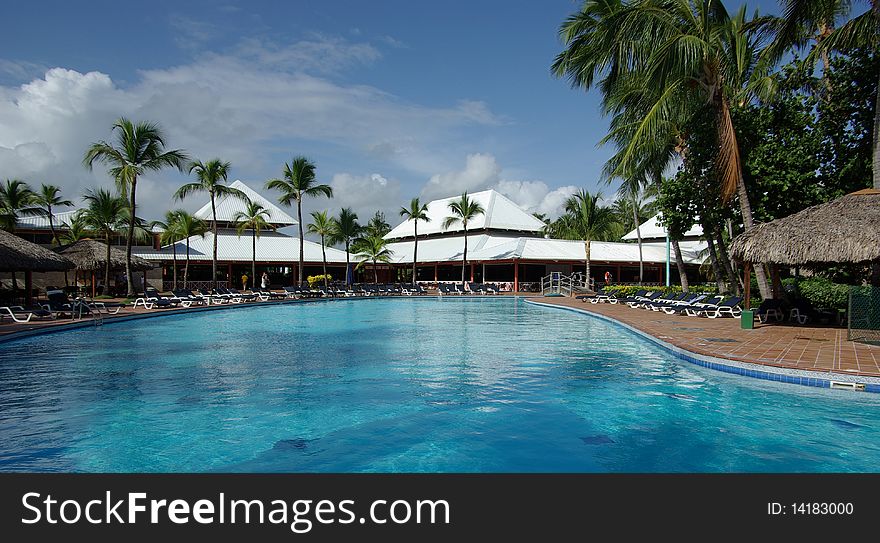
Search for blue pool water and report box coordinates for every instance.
[1,297,880,472]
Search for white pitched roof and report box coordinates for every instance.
[194,180,297,226]
[133,229,349,263]
[386,234,706,265]
[384,189,546,240]
[622,213,703,241]
[16,209,79,230]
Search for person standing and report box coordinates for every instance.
[241,272,248,291]
[261,271,270,289]
[604,271,612,286]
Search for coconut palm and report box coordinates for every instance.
[614,177,649,284]
[232,200,274,287]
[307,210,334,288]
[81,189,127,294]
[365,211,392,238]
[175,211,208,287]
[329,207,362,286]
[265,157,333,284]
[558,190,617,288]
[354,235,393,284]
[442,193,485,288]
[84,118,188,296]
[399,197,431,285]
[553,0,777,298]
[33,184,73,245]
[61,211,91,244]
[150,210,184,290]
[0,179,40,233]
[174,158,245,289]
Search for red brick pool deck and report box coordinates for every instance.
[532,296,880,378]
[3,293,879,379]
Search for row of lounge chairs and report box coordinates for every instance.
[438,282,501,295]
[579,288,744,319]
[0,288,129,323]
[282,283,430,298]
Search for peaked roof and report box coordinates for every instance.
[133,230,349,263]
[195,180,297,226]
[384,189,546,240]
[622,213,703,241]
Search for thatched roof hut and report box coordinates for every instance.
[56,239,155,271]
[0,229,75,272]
[730,189,880,265]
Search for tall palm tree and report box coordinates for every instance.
[559,190,617,288]
[265,157,333,285]
[307,210,334,288]
[0,179,39,233]
[365,211,392,238]
[174,211,208,287]
[614,177,649,284]
[442,193,485,288]
[33,184,73,245]
[232,200,274,287]
[773,0,880,188]
[354,235,393,284]
[329,207,361,286]
[150,210,184,290]
[553,0,777,298]
[174,159,245,289]
[81,188,127,294]
[399,197,431,285]
[84,118,188,296]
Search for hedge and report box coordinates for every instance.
[782,277,850,311]
[600,284,718,298]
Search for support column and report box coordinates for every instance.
[434,263,438,282]
[744,262,752,310]
[771,265,781,299]
[470,263,475,282]
[227,262,233,287]
[514,260,519,293]
[616,264,621,285]
[25,270,33,307]
[91,271,96,297]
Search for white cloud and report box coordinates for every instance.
[420,153,575,218]
[310,172,402,230]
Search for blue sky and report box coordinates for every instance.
[0,0,782,224]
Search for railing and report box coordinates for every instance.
[163,280,228,292]
[540,273,588,297]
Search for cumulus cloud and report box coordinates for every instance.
[310,172,402,227]
[420,153,575,218]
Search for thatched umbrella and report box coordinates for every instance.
[730,189,880,308]
[56,239,154,296]
[0,228,74,305]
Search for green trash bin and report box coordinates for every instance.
[740,309,754,329]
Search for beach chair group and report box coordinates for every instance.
[579,288,745,319]
[437,282,500,295]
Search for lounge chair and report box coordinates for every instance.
[438,283,453,295]
[484,283,500,295]
[624,291,662,308]
[227,288,256,302]
[697,296,743,318]
[0,305,53,323]
[43,289,90,317]
[755,299,785,324]
[643,293,693,311]
[674,295,724,316]
[576,287,607,301]
[607,289,647,305]
[468,282,485,295]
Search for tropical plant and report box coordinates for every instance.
[33,184,73,245]
[174,158,245,289]
[149,211,182,290]
[81,188,127,293]
[84,118,188,296]
[329,207,361,285]
[556,190,618,287]
[354,235,393,284]
[61,211,91,244]
[306,210,335,288]
[442,193,485,287]
[0,179,39,233]
[265,157,332,284]
[364,210,392,238]
[614,177,649,284]
[307,274,333,287]
[174,211,208,287]
[231,199,274,287]
[399,197,431,285]
[552,0,777,299]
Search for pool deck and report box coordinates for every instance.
[532,296,880,378]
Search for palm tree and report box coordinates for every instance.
[81,189,127,294]
[553,0,777,299]
[174,211,208,287]
[232,200,274,287]
[61,211,91,244]
[558,190,617,289]
[150,210,184,290]
[175,159,246,289]
[307,210,334,288]
[354,235,393,284]
[442,193,485,288]
[399,197,431,285]
[265,157,333,285]
[0,179,39,233]
[365,211,392,238]
[772,0,880,188]
[84,118,188,296]
[329,207,362,286]
[33,184,73,245]
[614,177,648,284]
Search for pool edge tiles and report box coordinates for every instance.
[524,298,880,395]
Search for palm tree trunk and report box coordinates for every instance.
[672,239,689,293]
[735,175,771,299]
[412,220,418,285]
[297,198,304,285]
[125,176,136,296]
[873,64,880,189]
[704,234,727,294]
[461,227,468,287]
[211,192,218,290]
[320,234,328,288]
[584,239,591,290]
[105,233,112,295]
[631,195,643,285]
[47,205,57,246]
[171,241,178,291]
[185,239,190,287]
[714,228,739,295]
[252,228,257,288]
[345,239,351,285]
[373,259,379,284]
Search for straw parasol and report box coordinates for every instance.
[0,228,74,272]
[55,239,154,271]
[730,189,880,265]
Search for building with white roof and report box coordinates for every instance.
[622,213,703,241]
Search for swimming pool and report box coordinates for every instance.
[1,297,879,472]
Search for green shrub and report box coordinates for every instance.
[784,277,850,310]
[601,284,718,298]
[307,274,332,287]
